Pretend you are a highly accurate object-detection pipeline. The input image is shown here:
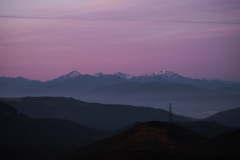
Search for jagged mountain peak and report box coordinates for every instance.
[50,70,183,82]
[61,70,81,79]
[52,70,81,82]
[66,70,81,77]
[161,71,180,78]
[114,72,134,80]
[95,71,108,77]
[142,70,179,78]
[154,70,167,75]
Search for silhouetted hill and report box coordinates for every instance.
[0,102,111,160]
[206,107,240,127]
[57,121,240,160]
[176,121,237,137]
[0,97,193,131]
[57,121,207,160]
[116,120,237,138]
[192,129,240,157]
[0,101,17,114]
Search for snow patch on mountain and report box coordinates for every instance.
[54,70,183,82]
[61,70,181,80]
[142,70,180,79]
[95,71,108,77]
[51,70,81,83]
[162,71,180,79]
[63,70,81,79]
[114,72,134,80]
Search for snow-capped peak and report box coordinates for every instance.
[51,70,81,83]
[114,72,134,80]
[142,70,178,78]
[95,71,107,77]
[162,71,179,78]
[66,70,81,78]
[60,70,81,80]
[155,70,166,75]
[142,71,165,77]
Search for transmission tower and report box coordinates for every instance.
[169,103,173,123]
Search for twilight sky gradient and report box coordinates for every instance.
[1,0,240,81]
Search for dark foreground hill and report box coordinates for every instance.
[176,121,237,137]
[57,121,206,160]
[191,129,240,157]
[57,121,240,160]
[0,97,193,131]
[0,102,111,160]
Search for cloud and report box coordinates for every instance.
[2,0,240,24]
[0,15,55,20]
[90,0,118,5]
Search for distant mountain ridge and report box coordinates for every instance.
[50,70,81,82]
[45,70,183,84]
[1,70,240,118]
[1,70,239,88]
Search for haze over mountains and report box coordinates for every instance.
[1,70,240,118]
[1,97,240,131]
[0,97,192,131]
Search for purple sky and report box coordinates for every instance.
[1,0,240,81]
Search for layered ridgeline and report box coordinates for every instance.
[1,99,239,160]
[1,97,240,132]
[1,70,240,118]
[0,97,192,131]
[0,101,111,160]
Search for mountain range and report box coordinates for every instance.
[1,70,239,91]
[1,70,240,118]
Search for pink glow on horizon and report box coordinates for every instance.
[1,0,240,81]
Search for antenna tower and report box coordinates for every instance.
[169,103,173,123]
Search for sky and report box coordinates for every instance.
[0,0,240,81]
